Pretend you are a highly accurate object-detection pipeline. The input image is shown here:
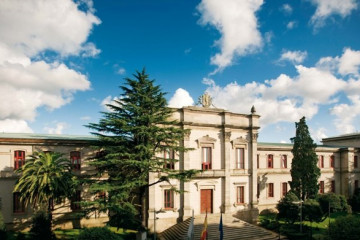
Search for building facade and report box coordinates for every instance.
[0,107,359,232]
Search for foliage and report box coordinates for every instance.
[290,117,320,200]
[276,192,300,224]
[14,151,75,213]
[107,204,140,231]
[86,69,198,229]
[328,215,360,240]
[0,211,7,240]
[77,227,122,240]
[317,193,350,214]
[302,199,323,223]
[29,211,56,240]
[349,188,360,212]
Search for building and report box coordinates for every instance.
[0,107,359,232]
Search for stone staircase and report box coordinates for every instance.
[159,214,284,240]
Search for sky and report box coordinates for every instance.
[0,0,360,144]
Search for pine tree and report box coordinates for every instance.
[290,117,320,200]
[86,69,197,230]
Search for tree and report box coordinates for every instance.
[86,69,197,230]
[14,151,75,220]
[290,117,320,200]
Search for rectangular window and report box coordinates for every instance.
[257,154,259,169]
[281,155,287,168]
[319,155,324,168]
[268,183,274,198]
[164,149,175,170]
[319,181,325,194]
[257,183,260,198]
[14,150,25,170]
[164,189,174,209]
[71,190,81,210]
[236,186,245,204]
[13,192,25,213]
[330,155,335,168]
[267,155,273,168]
[331,180,335,193]
[235,148,245,169]
[354,156,358,168]
[70,151,81,170]
[282,182,288,197]
[202,147,212,170]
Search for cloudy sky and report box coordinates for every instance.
[0,0,359,143]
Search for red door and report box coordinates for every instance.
[200,189,213,214]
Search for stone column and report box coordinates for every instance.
[182,129,192,218]
[224,129,232,216]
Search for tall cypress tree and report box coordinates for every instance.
[86,69,197,230]
[290,117,320,200]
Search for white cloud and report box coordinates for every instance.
[116,67,126,75]
[44,122,68,134]
[0,120,33,133]
[311,127,328,143]
[168,88,195,108]
[197,0,263,73]
[310,0,358,28]
[281,4,293,14]
[0,0,98,132]
[286,21,297,29]
[279,50,307,64]
[80,116,91,121]
[101,95,122,111]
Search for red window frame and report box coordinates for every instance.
[319,155,324,168]
[14,150,25,170]
[13,192,25,213]
[330,155,335,168]
[281,155,287,168]
[236,148,245,169]
[164,149,175,170]
[354,156,358,168]
[70,151,81,170]
[71,190,81,210]
[202,147,212,170]
[331,180,335,193]
[236,186,245,204]
[282,182,288,197]
[268,183,274,198]
[164,189,174,209]
[319,181,325,194]
[267,155,273,168]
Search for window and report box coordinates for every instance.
[268,183,274,198]
[282,182,288,197]
[355,180,359,193]
[14,150,25,170]
[71,190,81,210]
[281,155,287,168]
[319,155,324,168]
[164,189,174,209]
[257,183,260,198]
[236,186,245,204]
[330,155,335,168]
[257,154,259,169]
[331,180,335,193]
[354,156,358,168]
[164,149,175,170]
[202,147,212,170]
[319,181,325,194]
[235,148,245,169]
[70,151,81,170]
[13,192,25,213]
[267,155,273,168]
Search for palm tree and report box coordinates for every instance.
[14,151,75,218]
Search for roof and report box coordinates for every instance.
[0,132,97,141]
[322,132,360,141]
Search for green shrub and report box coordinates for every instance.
[317,193,350,214]
[302,199,323,223]
[29,211,56,240]
[276,192,300,224]
[328,215,360,240]
[77,227,122,240]
[0,211,7,240]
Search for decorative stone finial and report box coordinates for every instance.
[198,92,212,108]
[251,105,256,114]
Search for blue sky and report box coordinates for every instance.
[0,0,359,143]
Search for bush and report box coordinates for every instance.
[302,199,323,223]
[77,227,122,240]
[276,192,300,224]
[317,193,350,214]
[0,211,7,240]
[328,215,360,240]
[29,211,56,240]
[350,188,360,212]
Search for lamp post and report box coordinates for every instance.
[154,209,165,240]
[293,200,303,233]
